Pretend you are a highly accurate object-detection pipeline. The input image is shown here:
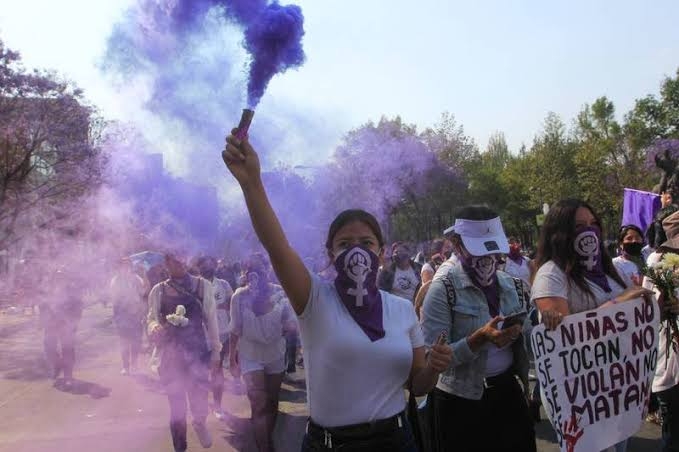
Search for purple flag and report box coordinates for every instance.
[622,188,661,233]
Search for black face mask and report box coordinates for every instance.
[622,242,643,257]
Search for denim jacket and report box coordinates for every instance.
[421,263,530,400]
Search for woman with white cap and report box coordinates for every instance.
[420,205,535,452]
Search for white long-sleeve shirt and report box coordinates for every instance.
[147,275,221,362]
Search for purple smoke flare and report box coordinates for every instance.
[238,2,306,108]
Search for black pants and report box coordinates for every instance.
[160,353,210,452]
[657,383,679,452]
[43,319,77,379]
[429,373,536,452]
[285,330,298,372]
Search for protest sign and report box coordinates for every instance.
[531,299,659,452]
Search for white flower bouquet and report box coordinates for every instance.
[642,254,679,366]
[165,304,189,327]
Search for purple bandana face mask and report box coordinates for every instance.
[459,248,501,315]
[573,225,612,293]
[333,245,385,341]
[460,251,499,287]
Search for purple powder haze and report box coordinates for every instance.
[100,0,461,261]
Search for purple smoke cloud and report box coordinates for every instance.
[237,1,306,107]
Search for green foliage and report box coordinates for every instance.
[363,68,679,246]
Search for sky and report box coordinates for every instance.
[1,0,678,154]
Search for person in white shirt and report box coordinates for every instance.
[222,131,452,452]
[197,255,234,421]
[612,224,645,287]
[229,258,296,452]
[147,253,220,452]
[109,258,147,375]
[377,242,422,302]
[503,237,532,286]
[421,238,453,284]
[532,199,652,452]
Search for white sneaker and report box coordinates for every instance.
[213,408,226,421]
[192,422,212,448]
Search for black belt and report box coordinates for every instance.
[306,411,406,448]
[483,368,516,389]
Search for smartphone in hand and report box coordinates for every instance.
[501,312,527,330]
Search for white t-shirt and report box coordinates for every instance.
[612,256,642,287]
[299,274,424,427]
[485,343,513,377]
[531,260,625,314]
[229,285,294,364]
[109,272,145,306]
[643,252,679,392]
[503,257,532,286]
[211,278,234,338]
[391,266,420,301]
[421,262,435,280]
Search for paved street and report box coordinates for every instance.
[0,303,662,452]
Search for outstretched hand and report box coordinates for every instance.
[222,129,261,187]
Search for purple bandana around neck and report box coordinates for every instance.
[460,253,501,316]
[333,245,385,342]
[573,225,612,293]
[508,248,524,265]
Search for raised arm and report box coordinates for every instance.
[222,132,311,315]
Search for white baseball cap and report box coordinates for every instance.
[444,217,509,256]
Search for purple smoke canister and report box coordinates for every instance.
[234,108,255,140]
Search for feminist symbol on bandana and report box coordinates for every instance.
[574,230,599,271]
[343,247,371,307]
[471,255,497,286]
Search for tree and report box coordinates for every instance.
[526,112,579,206]
[625,68,679,149]
[0,39,105,250]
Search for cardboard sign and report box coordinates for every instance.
[531,299,659,452]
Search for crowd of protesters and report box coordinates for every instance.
[2,132,677,452]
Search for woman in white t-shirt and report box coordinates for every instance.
[532,199,651,452]
[421,238,453,284]
[228,258,295,452]
[612,224,645,287]
[503,236,532,286]
[222,131,452,452]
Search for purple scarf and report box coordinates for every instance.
[461,253,501,316]
[507,246,524,265]
[334,245,385,342]
[573,225,612,293]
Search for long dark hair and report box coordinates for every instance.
[325,209,385,255]
[535,199,626,297]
